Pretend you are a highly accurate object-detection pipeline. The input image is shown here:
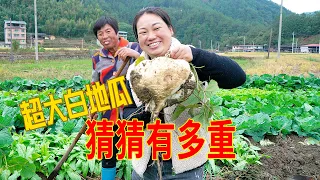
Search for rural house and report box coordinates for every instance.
[232,45,264,52]
[4,20,27,47]
[300,44,320,53]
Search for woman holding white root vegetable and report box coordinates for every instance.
[123,7,246,180]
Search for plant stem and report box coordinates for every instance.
[151,114,163,180]
[157,158,163,180]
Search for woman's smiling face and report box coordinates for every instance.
[136,13,174,59]
[97,24,119,52]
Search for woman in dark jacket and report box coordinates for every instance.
[124,7,246,180]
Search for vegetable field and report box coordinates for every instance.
[1,74,319,180]
[0,55,320,180]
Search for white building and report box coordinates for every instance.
[232,45,264,52]
[118,31,127,40]
[300,44,320,53]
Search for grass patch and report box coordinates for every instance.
[0,59,92,81]
[0,52,319,82]
[233,58,253,69]
[305,56,320,62]
[224,52,320,77]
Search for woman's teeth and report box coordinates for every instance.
[149,42,160,48]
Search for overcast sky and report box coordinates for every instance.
[271,0,320,14]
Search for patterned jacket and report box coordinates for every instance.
[91,37,141,121]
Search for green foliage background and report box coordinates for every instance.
[1,0,319,49]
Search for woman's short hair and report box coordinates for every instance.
[93,16,119,38]
[132,7,174,40]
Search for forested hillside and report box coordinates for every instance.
[1,0,319,49]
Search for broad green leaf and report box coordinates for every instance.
[116,160,122,168]
[56,171,66,180]
[8,171,20,180]
[67,170,81,180]
[204,80,219,97]
[20,163,36,178]
[75,159,82,169]
[236,113,271,142]
[261,104,276,114]
[62,121,76,134]
[304,103,313,112]
[25,146,35,160]
[172,105,186,120]
[292,123,306,137]
[69,159,77,171]
[229,108,241,117]
[221,107,231,117]
[297,116,320,133]
[82,161,89,178]
[88,159,95,173]
[181,93,200,107]
[192,112,207,127]
[94,161,101,175]
[124,159,132,180]
[0,128,13,148]
[31,153,41,161]
[205,80,219,92]
[270,116,292,135]
[73,76,83,84]
[30,173,42,180]
[72,118,84,133]
[208,159,220,174]
[0,169,11,180]
[210,95,223,106]
[116,168,124,179]
[68,152,80,163]
[8,156,28,172]
[16,144,27,158]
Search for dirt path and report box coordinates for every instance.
[219,134,320,180]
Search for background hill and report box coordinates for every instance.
[0,0,319,49]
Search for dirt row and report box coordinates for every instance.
[217,134,319,180]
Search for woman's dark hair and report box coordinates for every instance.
[132,7,174,40]
[93,16,119,38]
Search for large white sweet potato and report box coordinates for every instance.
[130,56,196,121]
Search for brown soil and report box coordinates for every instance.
[212,134,320,180]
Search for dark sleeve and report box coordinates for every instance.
[190,47,246,89]
[130,42,143,54]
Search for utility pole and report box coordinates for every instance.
[199,40,201,49]
[292,32,295,53]
[34,0,39,61]
[210,40,213,52]
[268,28,273,59]
[81,38,84,49]
[277,0,283,59]
[9,18,14,62]
[296,38,298,53]
[253,41,255,52]
[243,36,245,52]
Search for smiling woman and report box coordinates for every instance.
[135,13,174,59]
[90,16,142,180]
[126,7,247,180]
